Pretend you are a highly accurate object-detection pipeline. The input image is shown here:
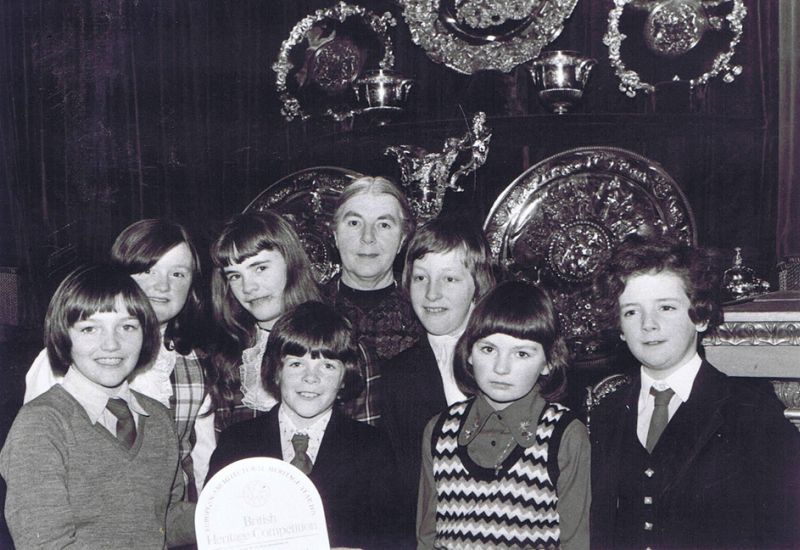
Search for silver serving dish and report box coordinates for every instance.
[400,0,578,74]
[245,167,364,283]
[484,147,695,360]
[272,2,397,121]
[643,0,708,58]
[604,0,746,97]
[528,50,596,114]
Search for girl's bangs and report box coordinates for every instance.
[116,223,195,274]
[213,230,278,267]
[66,288,140,324]
[120,240,173,273]
[472,300,555,348]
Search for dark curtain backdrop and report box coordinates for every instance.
[779,0,800,260]
[0,0,787,327]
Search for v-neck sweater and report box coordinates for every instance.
[0,385,194,548]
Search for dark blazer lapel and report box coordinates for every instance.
[416,338,447,410]
[258,407,283,458]
[591,375,639,545]
[310,408,350,480]
[608,379,640,487]
[593,377,639,499]
[658,362,728,493]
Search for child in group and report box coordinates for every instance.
[417,281,590,550]
[23,218,213,499]
[1,264,195,548]
[205,301,402,549]
[381,214,495,543]
[209,210,321,432]
[590,237,800,550]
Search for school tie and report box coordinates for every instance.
[106,397,137,449]
[646,387,675,453]
[290,432,313,475]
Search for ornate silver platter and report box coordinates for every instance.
[400,0,578,74]
[272,2,396,121]
[484,147,696,359]
[604,0,746,97]
[245,166,364,283]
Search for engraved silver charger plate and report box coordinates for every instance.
[272,2,397,121]
[245,166,363,283]
[484,147,696,359]
[400,0,578,74]
[604,0,747,97]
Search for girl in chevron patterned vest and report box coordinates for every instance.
[23,219,214,500]
[416,281,590,550]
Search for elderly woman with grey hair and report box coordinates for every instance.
[323,176,424,426]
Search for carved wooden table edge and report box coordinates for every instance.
[702,291,800,430]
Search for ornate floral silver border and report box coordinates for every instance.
[483,146,696,358]
[400,0,578,74]
[272,2,396,121]
[603,0,746,97]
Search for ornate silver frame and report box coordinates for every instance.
[400,0,578,74]
[603,0,747,97]
[272,2,396,121]
[484,146,696,358]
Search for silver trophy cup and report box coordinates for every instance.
[353,69,414,122]
[528,51,596,114]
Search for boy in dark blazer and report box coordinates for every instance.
[380,215,496,544]
[590,238,800,550]
[206,301,402,549]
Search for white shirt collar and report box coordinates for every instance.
[62,367,149,424]
[278,404,332,463]
[426,331,467,406]
[427,332,460,362]
[640,353,703,404]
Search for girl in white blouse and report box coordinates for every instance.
[24,219,213,498]
[208,210,321,433]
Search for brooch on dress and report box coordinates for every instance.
[462,417,482,439]
[519,420,534,441]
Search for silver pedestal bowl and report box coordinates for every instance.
[528,50,596,114]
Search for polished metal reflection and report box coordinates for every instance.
[722,247,770,302]
[528,50,596,114]
[385,112,492,222]
[353,69,415,112]
[604,0,747,97]
[402,0,578,74]
[643,0,707,58]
